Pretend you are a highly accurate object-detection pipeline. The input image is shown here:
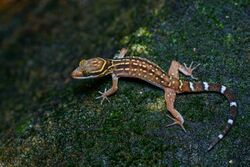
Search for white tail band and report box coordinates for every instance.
[227,119,233,125]
[220,85,227,94]
[203,82,209,91]
[230,102,237,107]
[189,82,195,91]
[218,134,223,139]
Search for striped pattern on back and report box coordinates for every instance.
[112,57,170,88]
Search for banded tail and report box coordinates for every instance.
[180,81,237,151]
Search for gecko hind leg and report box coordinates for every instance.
[168,60,200,80]
[164,88,186,132]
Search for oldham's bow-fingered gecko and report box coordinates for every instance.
[71,48,237,151]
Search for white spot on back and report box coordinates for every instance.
[132,69,137,72]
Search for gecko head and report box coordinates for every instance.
[71,57,109,79]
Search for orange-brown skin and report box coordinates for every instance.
[71,48,237,151]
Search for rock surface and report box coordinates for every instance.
[0,0,249,166]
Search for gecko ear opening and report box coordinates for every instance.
[79,59,86,66]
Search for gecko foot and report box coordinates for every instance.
[96,88,110,105]
[166,114,187,133]
[183,61,200,80]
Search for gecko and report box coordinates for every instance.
[71,48,237,151]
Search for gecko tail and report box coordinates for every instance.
[180,81,237,151]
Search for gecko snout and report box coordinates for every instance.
[71,69,82,79]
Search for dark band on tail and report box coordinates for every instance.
[180,81,237,151]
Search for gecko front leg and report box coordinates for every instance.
[113,48,127,59]
[96,74,119,104]
[164,88,186,132]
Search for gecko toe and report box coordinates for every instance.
[166,118,187,133]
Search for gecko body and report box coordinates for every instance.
[71,48,237,151]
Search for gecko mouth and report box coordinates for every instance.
[71,70,97,79]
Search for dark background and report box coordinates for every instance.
[0,0,249,166]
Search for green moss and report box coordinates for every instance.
[16,118,32,136]
[224,33,234,47]
[130,43,149,55]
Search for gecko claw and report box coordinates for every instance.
[183,62,188,69]
[179,123,187,133]
[191,63,200,70]
[166,114,187,133]
[96,88,110,104]
[189,61,194,68]
[183,62,200,80]
[191,74,198,80]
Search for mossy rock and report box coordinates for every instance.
[0,0,249,166]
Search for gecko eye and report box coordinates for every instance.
[79,59,86,66]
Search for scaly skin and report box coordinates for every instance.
[71,48,237,151]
